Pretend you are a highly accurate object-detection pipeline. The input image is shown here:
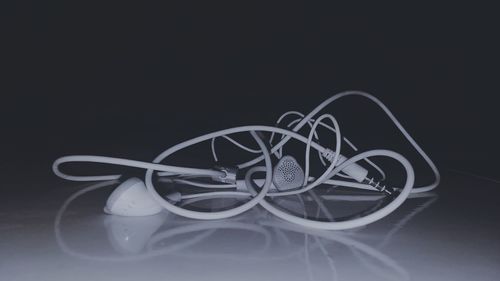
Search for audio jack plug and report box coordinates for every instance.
[363,177,394,195]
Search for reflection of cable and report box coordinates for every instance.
[314,236,339,281]
[300,192,338,281]
[304,235,315,281]
[54,180,435,280]
[312,193,338,281]
[307,190,334,222]
[146,221,273,259]
[55,181,276,262]
[322,193,436,280]
[377,194,438,248]
[448,168,500,184]
[260,220,410,281]
[273,191,436,280]
[350,247,406,281]
[157,182,438,266]
[348,194,436,281]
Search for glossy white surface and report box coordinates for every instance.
[1,172,499,281]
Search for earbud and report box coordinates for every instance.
[104,178,163,216]
[273,155,305,191]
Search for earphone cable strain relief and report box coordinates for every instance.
[211,165,239,184]
[321,149,337,162]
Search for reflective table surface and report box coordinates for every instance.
[1,171,499,281]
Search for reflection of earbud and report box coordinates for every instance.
[104,178,163,216]
[104,213,166,254]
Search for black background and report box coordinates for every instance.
[2,2,496,183]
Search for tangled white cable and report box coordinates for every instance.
[52,91,440,230]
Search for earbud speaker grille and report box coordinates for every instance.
[273,155,305,191]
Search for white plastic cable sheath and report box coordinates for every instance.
[55,126,330,182]
[53,155,224,182]
[159,178,236,189]
[180,191,250,200]
[303,114,342,188]
[286,116,386,180]
[211,135,262,162]
[238,91,440,193]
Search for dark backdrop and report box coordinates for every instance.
[2,2,495,183]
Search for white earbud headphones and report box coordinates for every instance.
[52,91,440,230]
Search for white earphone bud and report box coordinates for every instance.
[273,155,305,191]
[104,178,163,216]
